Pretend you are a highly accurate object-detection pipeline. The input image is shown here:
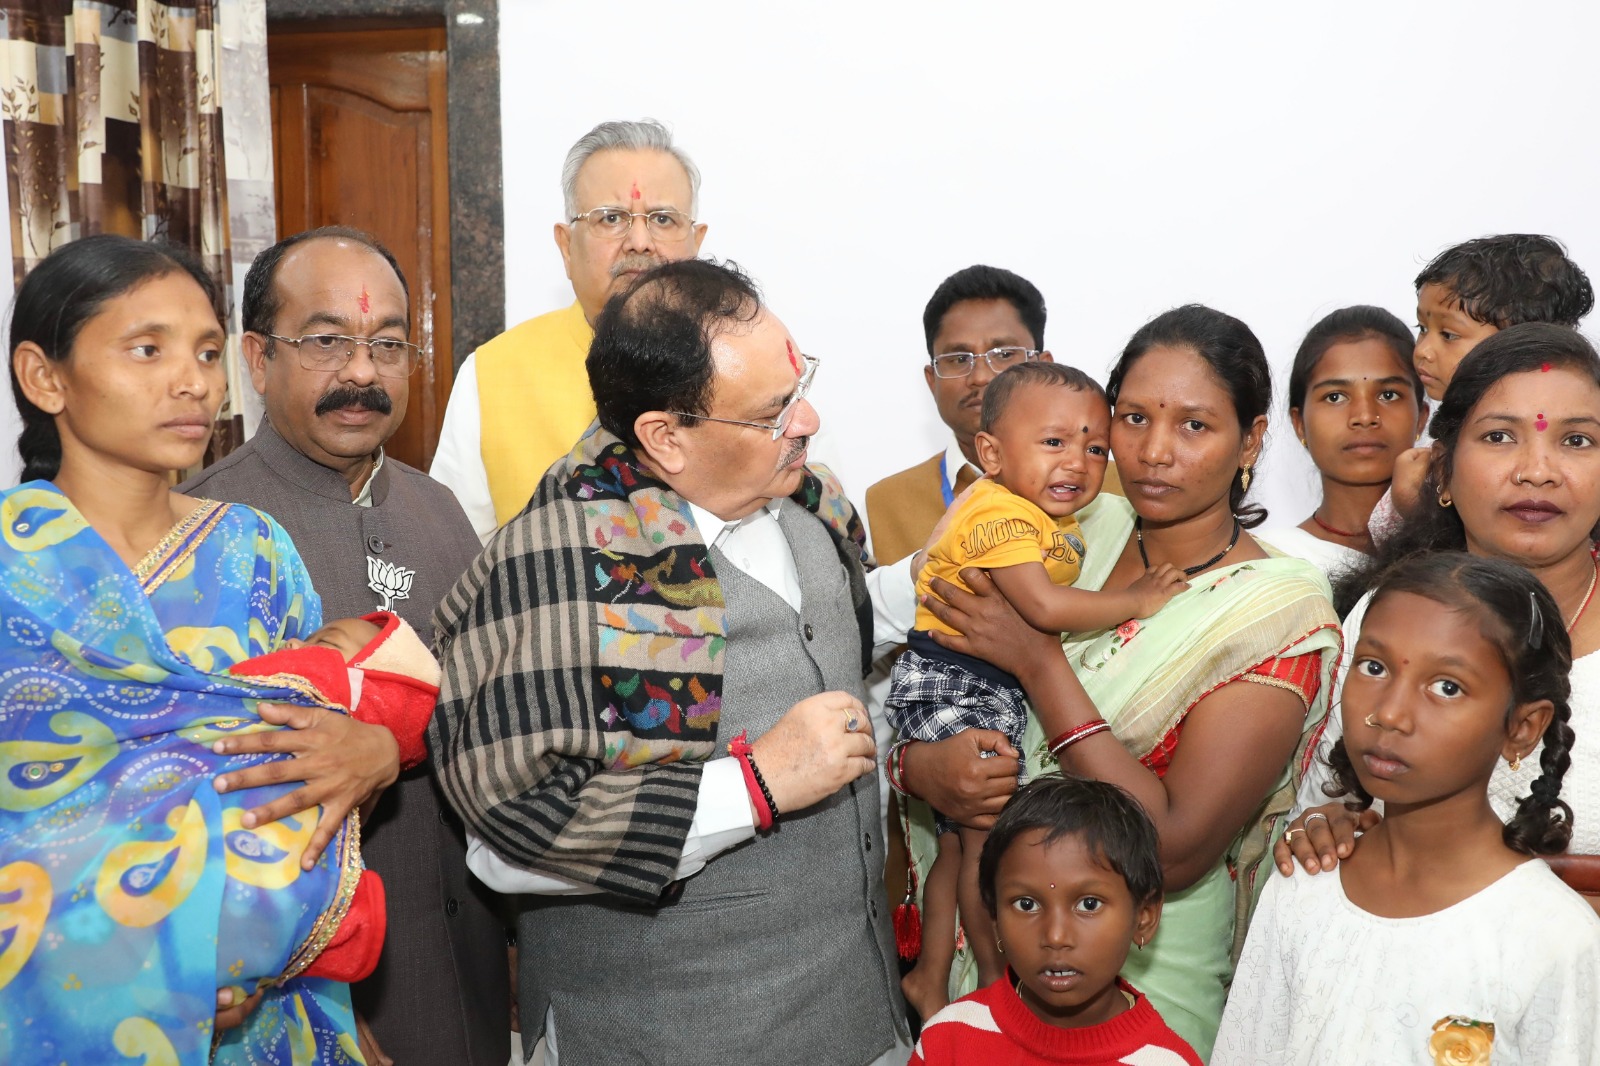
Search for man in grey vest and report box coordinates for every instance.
[430,259,919,1065]
[182,227,510,1066]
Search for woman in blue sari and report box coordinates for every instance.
[0,236,398,1065]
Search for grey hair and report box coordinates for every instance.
[560,118,701,219]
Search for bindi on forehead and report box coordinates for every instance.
[630,181,640,200]
[1536,412,1549,432]
[785,339,801,374]
[358,285,370,314]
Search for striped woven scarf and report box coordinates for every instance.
[429,423,870,902]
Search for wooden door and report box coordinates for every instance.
[268,23,451,471]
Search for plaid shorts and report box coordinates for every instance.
[887,648,1029,833]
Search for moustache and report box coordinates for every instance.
[611,254,662,279]
[315,385,392,417]
[780,436,810,467]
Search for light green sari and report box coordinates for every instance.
[906,495,1340,1059]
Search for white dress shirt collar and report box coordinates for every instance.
[352,449,386,508]
[687,497,784,549]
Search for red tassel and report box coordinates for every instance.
[894,893,922,961]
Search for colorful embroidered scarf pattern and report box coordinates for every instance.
[0,485,364,1066]
[431,423,870,903]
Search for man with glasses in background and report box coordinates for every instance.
[182,227,511,1066]
[431,118,709,542]
[432,258,921,1065]
[865,264,1125,563]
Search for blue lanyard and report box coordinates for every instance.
[939,453,955,507]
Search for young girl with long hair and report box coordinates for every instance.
[1215,552,1599,1063]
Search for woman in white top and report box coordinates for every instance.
[1255,306,1427,579]
[1283,322,1600,863]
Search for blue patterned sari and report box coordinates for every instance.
[0,484,365,1066]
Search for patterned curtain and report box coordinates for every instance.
[216,0,272,442]
[0,0,248,461]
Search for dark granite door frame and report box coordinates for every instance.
[265,0,502,369]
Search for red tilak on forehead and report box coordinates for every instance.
[1536,412,1549,431]
[630,182,640,200]
[785,339,801,374]
[358,286,370,314]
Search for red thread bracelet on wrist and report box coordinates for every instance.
[728,730,776,831]
[1047,719,1110,757]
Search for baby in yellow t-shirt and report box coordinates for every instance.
[889,361,1187,1020]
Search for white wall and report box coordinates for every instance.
[501,0,1600,524]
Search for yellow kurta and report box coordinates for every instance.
[476,301,595,525]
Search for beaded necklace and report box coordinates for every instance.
[1135,517,1242,577]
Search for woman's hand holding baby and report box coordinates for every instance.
[212,705,401,869]
[900,730,1020,830]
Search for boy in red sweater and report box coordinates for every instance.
[910,776,1200,1065]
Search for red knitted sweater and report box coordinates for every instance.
[909,976,1201,1065]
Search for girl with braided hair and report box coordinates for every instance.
[1216,551,1599,1064]
[1282,322,1600,868]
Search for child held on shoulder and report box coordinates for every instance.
[889,361,1187,1019]
[1379,233,1592,528]
[910,776,1200,1066]
[1214,552,1600,1064]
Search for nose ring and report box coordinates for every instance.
[1364,713,1378,728]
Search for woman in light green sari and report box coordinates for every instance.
[901,305,1341,1059]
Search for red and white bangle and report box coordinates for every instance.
[1047,719,1111,758]
[885,739,913,796]
[728,730,778,831]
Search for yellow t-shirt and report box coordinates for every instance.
[914,478,1086,637]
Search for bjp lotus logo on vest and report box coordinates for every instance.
[367,556,415,611]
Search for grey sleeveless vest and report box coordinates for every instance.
[518,504,906,1065]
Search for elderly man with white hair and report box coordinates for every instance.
[431,118,709,542]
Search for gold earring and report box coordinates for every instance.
[1240,466,1253,493]
[995,935,1004,955]
[1298,437,1307,448]
[1438,491,1453,508]
[1510,752,1523,772]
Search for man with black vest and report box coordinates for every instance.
[431,258,918,1065]
[182,227,510,1066]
